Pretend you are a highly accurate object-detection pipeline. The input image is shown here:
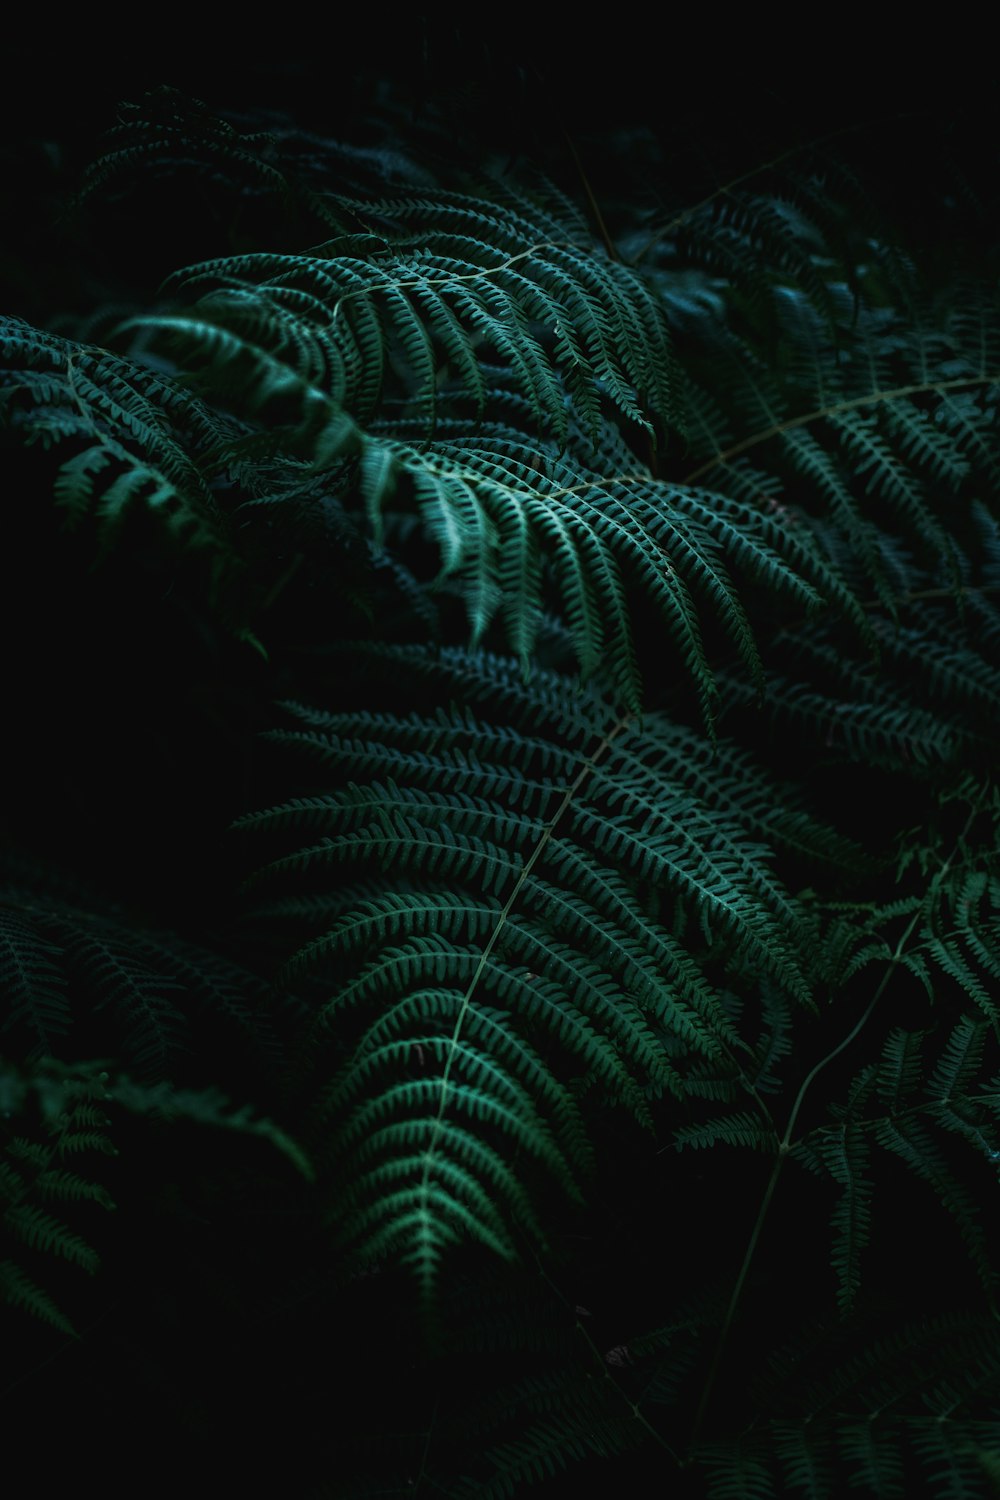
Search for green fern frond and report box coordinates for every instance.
[6,68,999,1499]
[0,316,256,635]
[0,1259,77,1336]
[107,1075,313,1181]
[0,884,279,1080]
[232,639,840,1293]
[1,1053,309,1335]
[819,1122,874,1314]
[160,185,680,440]
[4,1203,101,1274]
[702,1439,776,1500]
[117,184,894,715]
[673,1111,778,1153]
[1,1060,115,1334]
[795,1015,1000,1310]
[738,1312,1000,1499]
[80,85,289,201]
[836,1417,905,1497]
[0,910,71,1057]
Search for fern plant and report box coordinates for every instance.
[2,52,998,1497]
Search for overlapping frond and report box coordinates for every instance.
[0,317,232,548]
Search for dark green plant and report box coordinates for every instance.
[2,64,998,1496]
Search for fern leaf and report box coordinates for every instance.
[673,1111,778,1153]
[819,1123,873,1313]
[0,910,71,1055]
[4,1204,100,1274]
[874,1117,995,1299]
[0,1259,77,1335]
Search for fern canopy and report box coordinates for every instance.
[2,50,998,1500]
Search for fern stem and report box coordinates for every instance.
[781,988,885,1148]
[687,1149,784,1456]
[527,62,619,265]
[863,582,1000,611]
[688,984,885,1456]
[682,376,1000,486]
[329,240,579,323]
[262,550,304,609]
[558,126,620,264]
[412,1389,442,1498]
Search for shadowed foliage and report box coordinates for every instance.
[2,40,998,1496]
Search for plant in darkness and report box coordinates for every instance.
[1,37,998,1496]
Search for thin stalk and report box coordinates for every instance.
[531,1246,681,1463]
[688,806,979,1454]
[559,126,620,264]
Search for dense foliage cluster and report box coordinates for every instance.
[2,43,998,1496]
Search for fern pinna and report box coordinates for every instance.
[2,55,999,1498]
